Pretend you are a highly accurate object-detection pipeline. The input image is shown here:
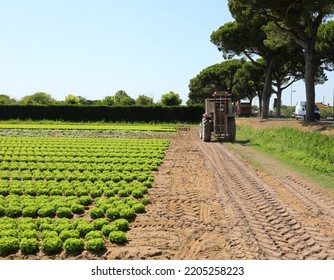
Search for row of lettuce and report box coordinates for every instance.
[0,122,177,132]
[0,137,170,256]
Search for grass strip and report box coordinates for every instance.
[236,125,334,188]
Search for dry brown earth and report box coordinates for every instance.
[3,119,334,260]
[105,120,334,260]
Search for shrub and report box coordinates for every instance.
[56,207,73,218]
[42,237,63,255]
[85,238,105,252]
[63,238,84,253]
[0,236,20,255]
[90,208,104,219]
[20,238,39,254]
[109,231,127,244]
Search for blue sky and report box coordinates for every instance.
[0,0,333,106]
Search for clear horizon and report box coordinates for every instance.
[0,0,333,107]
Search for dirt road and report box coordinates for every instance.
[107,127,334,260]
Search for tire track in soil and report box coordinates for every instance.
[106,128,334,260]
[196,140,334,259]
[232,145,334,257]
[107,130,234,260]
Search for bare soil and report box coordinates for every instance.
[103,121,334,260]
[4,119,334,260]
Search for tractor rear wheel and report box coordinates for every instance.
[202,117,212,142]
[227,117,236,142]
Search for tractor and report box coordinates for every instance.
[199,91,236,142]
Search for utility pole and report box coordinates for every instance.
[291,85,296,118]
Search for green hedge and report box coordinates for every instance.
[0,105,204,123]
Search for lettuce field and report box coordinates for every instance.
[0,135,170,256]
[0,122,177,132]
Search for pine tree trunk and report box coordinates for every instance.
[275,90,282,118]
[261,58,274,119]
[304,53,317,122]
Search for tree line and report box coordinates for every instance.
[2,2,333,122]
[0,90,183,107]
[188,1,334,121]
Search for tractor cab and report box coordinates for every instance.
[200,91,236,142]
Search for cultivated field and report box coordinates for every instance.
[0,124,171,259]
[106,122,334,260]
[0,120,333,260]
